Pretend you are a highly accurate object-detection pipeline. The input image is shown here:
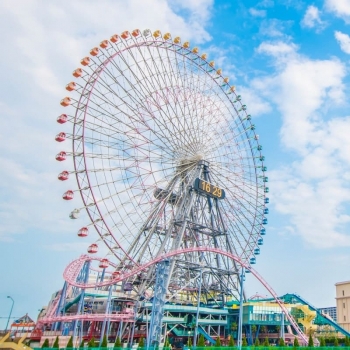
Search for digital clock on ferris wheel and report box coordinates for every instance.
[194,178,226,200]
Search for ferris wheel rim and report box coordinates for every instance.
[63,29,268,268]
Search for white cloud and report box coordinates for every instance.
[335,31,350,54]
[249,8,267,17]
[254,41,350,248]
[325,0,350,23]
[256,41,298,60]
[301,5,326,30]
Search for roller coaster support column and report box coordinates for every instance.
[53,281,67,331]
[193,257,204,348]
[281,312,285,342]
[73,260,90,344]
[237,267,245,350]
[99,285,113,346]
[147,259,171,350]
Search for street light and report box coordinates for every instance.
[5,296,14,332]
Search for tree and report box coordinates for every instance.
[261,326,268,334]
[278,338,285,347]
[345,337,350,346]
[254,338,260,347]
[231,322,238,331]
[79,340,85,349]
[52,336,59,349]
[215,337,221,347]
[101,335,108,348]
[138,337,145,348]
[228,337,235,348]
[263,337,269,347]
[66,336,73,348]
[42,339,50,348]
[187,337,192,348]
[334,337,339,347]
[88,337,96,349]
[242,336,248,346]
[319,337,325,347]
[114,337,122,349]
[198,334,206,347]
[293,337,299,348]
[308,334,314,348]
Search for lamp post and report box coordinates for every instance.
[5,296,14,332]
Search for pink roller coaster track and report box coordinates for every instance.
[63,247,308,344]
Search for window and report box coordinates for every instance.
[343,303,346,308]
[343,290,345,296]
[344,316,346,321]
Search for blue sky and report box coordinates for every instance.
[1,0,350,329]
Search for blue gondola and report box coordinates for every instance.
[264,187,269,193]
[264,208,269,214]
[254,248,260,255]
[263,176,268,182]
[263,218,268,225]
[250,257,256,264]
[257,238,263,245]
[264,197,269,204]
[260,228,266,235]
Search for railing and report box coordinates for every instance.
[32,347,350,350]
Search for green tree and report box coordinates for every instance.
[114,337,122,349]
[231,322,238,331]
[242,336,248,346]
[215,337,221,347]
[345,337,350,346]
[187,336,192,348]
[308,334,314,348]
[101,335,108,348]
[278,338,285,347]
[293,337,299,348]
[228,337,235,348]
[334,337,339,347]
[79,340,85,348]
[319,337,325,347]
[42,339,50,348]
[66,336,73,348]
[52,336,59,349]
[254,338,260,347]
[198,334,206,347]
[88,337,96,349]
[138,337,145,348]
[263,337,269,347]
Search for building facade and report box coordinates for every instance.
[335,280,350,332]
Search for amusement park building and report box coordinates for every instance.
[31,279,350,349]
[336,280,350,332]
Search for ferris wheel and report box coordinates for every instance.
[56,28,269,299]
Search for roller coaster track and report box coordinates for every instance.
[63,247,309,344]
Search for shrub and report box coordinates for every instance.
[66,336,73,348]
[52,336,59,349]
[228,337,235,348]
[42,339,50,348]
[198,335,206,347]
[114,337,122,349]
[264,337,269,347]
[308,334,314,348]
[215,337,221,347]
